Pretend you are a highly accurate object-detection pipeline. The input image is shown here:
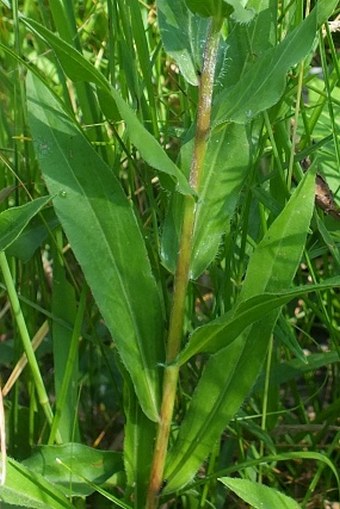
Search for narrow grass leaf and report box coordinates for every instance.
[22,443,123,497]
[0,196,51,251]
[123,379,157,507]
[213,7,317,125]
[20,17,192,196]
[255,351,340,389]
[0,457,74,509]
[219,477,301,509]
[164,170,316,492]
[49,257,79,444]
[178,276,340,364]
[209,451,340,488]
[26,71,163,422]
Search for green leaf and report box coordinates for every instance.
[123,376,157,507]
[223,0,255,23]
[239,169,316,299]
[164,170,316,493]
[51,244,79,443]
[162,123,250,279]
[185,0,255,22]
[255,351,340,389]
[178,277,340,364]
[0,457,74,509]
[22,443,123,497]
[213,7,317,124]
[0,196,51,251]
[157,0,208,85]
[219,477,301,509]
[20,17,192,196]
[185,0,232,19]
[215,1,277,95]
[317,0,339,25]
[6,206,59,262]
[26,71,164,422]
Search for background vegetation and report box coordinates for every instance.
[0,1,339,508]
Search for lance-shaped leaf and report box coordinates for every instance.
[157,0,230,86]
[21,17,192,196]
[214,0,277,96]
[0,457,74,509]
[212,7,317,125]
[26,71,163,422]
[164,169,316,493]
[178,276,340,364]
[219,477,301,509]
[157,0,208,86]
[22,443,123,497]
[162,123,250,279]
[0,196,51,251]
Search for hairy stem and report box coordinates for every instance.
[146,17,222,509]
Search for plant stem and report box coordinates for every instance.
[146,17,222,509]
[0,251,62,443]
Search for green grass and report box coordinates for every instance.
[0,1,340,508]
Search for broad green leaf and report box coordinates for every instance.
[213,7,317,124]
[0,196,51,251]
[26,71,163,422]
[20,17,192,196]
[162,123,250,279]
[215,1,276,95]
[178,276,340,364]
[164,170,316,493]
[219,477,301,509]
[6,206,59,262]
[157,0,208,85]
[22,443,123,497]
[0,457,73,509]
[157,0,236,87]
[239,169,316,299]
